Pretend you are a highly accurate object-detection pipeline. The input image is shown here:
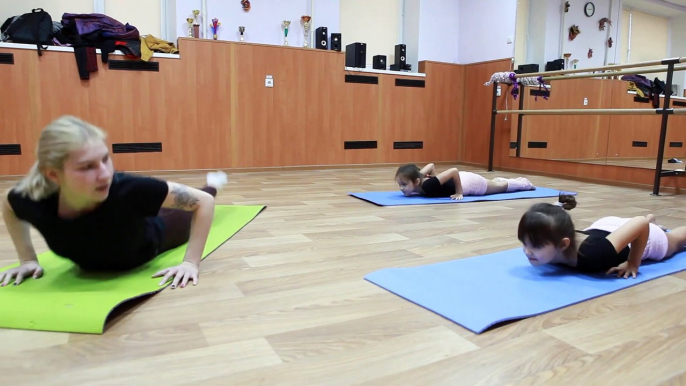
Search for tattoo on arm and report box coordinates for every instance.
[171,184,200,209]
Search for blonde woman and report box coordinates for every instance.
[0,116,227,288]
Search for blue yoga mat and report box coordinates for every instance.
[349,188,574,206]
[365,247,686,334]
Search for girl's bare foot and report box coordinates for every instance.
[647,214,668,231]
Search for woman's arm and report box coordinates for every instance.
[605,216,650,278]
[435,168,463,199]
[159,182,216,267]
[419,163,435,176]
[0,191,44,286]
[2,191,39,264]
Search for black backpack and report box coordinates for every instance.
[4,9,53,56]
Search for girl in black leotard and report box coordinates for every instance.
[518,194,686,278]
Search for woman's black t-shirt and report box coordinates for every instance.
[7,172,169,271]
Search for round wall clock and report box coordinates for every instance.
[585,2,595,17]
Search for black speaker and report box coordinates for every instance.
[394,44,406,67]
[545,59,564,71]
[330,33,341,51]
[315,27,328,50]
[516,64,539,74]
[373,55,386,70]
[345,42,366,68]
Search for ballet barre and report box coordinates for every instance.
[496,108,686,116]
[487,56,684,196]
[539,65,686,82]
[511,57,686,79]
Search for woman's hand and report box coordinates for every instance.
[153,261,199,289]
[0,261,44,287]
[607,261,639,279]
[450,194,464,201]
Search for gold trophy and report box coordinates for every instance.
[283,20,291,46]
[186,18,194,37]
[239,26,245,41]
[301,16,311,48]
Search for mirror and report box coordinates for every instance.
[511,0,686,170]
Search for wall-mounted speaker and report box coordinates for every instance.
[373,55,386,70]
[394,44,406,68]
[315,26,328,50]
[330,33,342,51]
[345,42,366,68]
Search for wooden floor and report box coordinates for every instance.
[2,165,686,385]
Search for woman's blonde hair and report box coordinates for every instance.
[14,116,107,201]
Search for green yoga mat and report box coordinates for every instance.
[0,205,264,334]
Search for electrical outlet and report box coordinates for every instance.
[497,86,502,97]
[583,97,588,106]
[265,75,274,88]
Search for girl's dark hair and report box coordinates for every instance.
[395,164,423,181]
[517,194,577,249]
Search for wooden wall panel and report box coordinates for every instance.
[340,79,380,165]
[0,50,35,176]
[666,114,686,159]
[3,38,683,194]
[420,62,464,163]
[462,59,512,165]
[176,40,232,171]
[517,79,612,161]
[606,81,662,160]
[378,75,427,163]
[1,39,468,175]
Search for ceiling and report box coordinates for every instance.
[623,0,686,17]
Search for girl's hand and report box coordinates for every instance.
[153,261,199,289]
[450,194,464,201]
[0,261,44,287]
[607,261,639,279]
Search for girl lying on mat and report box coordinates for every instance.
[394,163,535,200]
[518,194,686,278]
[0,116,227,289]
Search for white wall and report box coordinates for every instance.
[618,9,669,84]
[106,0,161,37]
[416,0,459,65]
[340,0,399,67]
[458,0,516,64]
[558,0,620,69]
[670,15,686,95]
[0,0,93,22]
[176,0,315,46]
[403,0,421,71]
[313,0,340,48]
[518,0,621,70]
[514,0,530,67]
[524,0,547,66]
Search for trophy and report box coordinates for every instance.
[301,16,311,48]
[239,26,245,41]
[186,18,194,37]
[282,20,291,46]
[210,18,221,40]
[192,10,200,38]
[572,59,579,70]
[563,53,572,70]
